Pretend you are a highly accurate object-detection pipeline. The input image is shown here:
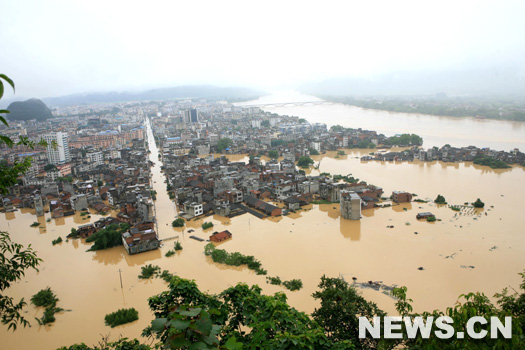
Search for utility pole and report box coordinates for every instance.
[118,269,123,289]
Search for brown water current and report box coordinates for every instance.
[1,120,525,349]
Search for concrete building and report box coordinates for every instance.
[392,191,412,203]
[184,109,199,123]
[340,190,361,220]
[43,132,71,164]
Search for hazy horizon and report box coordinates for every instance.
[2,0,525,100]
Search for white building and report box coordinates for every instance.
[43,132,71,164]
[87,152,104,165]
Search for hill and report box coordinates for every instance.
[43,85,264,106]
[6,98,53,121]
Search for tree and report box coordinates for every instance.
[0,231,42,330]
[434,194,447,204]
[297,156,314,168]
[312,276,392,350]
[261,120,270,127]
[473,198,485,208]
[268,150,278,159]
[44,164,57,172]
[0,74,52,194]
[172,218,185,227]
[309,148,320,155]
[217,138,233,152]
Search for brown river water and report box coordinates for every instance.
[1,104,525,349]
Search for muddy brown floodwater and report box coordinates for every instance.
[1,119,525,349]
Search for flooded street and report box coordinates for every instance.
[2,117,525,349]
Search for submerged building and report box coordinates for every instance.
[340,190,361,220]
[122,221,160,254]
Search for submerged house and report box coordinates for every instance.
[121,221,160,254]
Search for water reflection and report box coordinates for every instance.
[339,218,361,241]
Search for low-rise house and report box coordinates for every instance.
[416,212,434,219]
[209,230,232,242]
[122,221,160,254]
[392,191,412,203]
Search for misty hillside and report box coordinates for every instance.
[302,67,525,97]
[7,98,53,121]
[42,85,264,107]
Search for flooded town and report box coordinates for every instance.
[1,94,524,349]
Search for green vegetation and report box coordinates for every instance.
[174,241,183,251]
[261,120,270,127]
[171,218,185,227]
[434,194,447,204]
[57,176,73,183]
[271,139,286,147]
[413,199,428,203]
[268,149,278,159]
[85,223,130,251]
[308,148,320,155]
[333,174,359,183]
[473,156,511,169]
[36,303,64,325]
[204,243,267,275]
[30,287,57,307]
[336,150,346,155]
[165,250,175,257]
[52,237,63,245]
[427,216,437,222]
[80,211,89,216]
[450,206,461,211]
[44,163,57,172]
[6,98,53,121]
[201,222,214,230]
[266,276,282,285]
[297,156,314,168]
[60,270,525,349]
[30,222,40,227]
[282,279,303,291]
[104,308,139,328]
[329,95,525,122]
[97,180,103,187]
[474,198,485,208]
[217,138,233,152]
[159,270,176,283]
[31,287,64,325]
[312,199,334,204]
[319,172,331,177]
[138,264,161,279]
[385,133,423,146]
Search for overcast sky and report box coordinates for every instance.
[1,0,524,99]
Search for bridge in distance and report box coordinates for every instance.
[240,100,333,108]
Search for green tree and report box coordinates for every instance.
[0,231,42,330]
[172,218,185,227]
[473,198,485,208]
[268,150,279,159]
[297,156,314,168]
[0,74,51,194]
[309,148,320,155]
[217,138,233,152]
[434,194,447,204]
[312,276,391,350]
[44,164,57,172]
[261,120,270,127]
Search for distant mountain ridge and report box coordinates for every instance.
[7,98,53,121]
[42,85,264,107]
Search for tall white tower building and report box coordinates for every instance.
[43,132,71,164]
